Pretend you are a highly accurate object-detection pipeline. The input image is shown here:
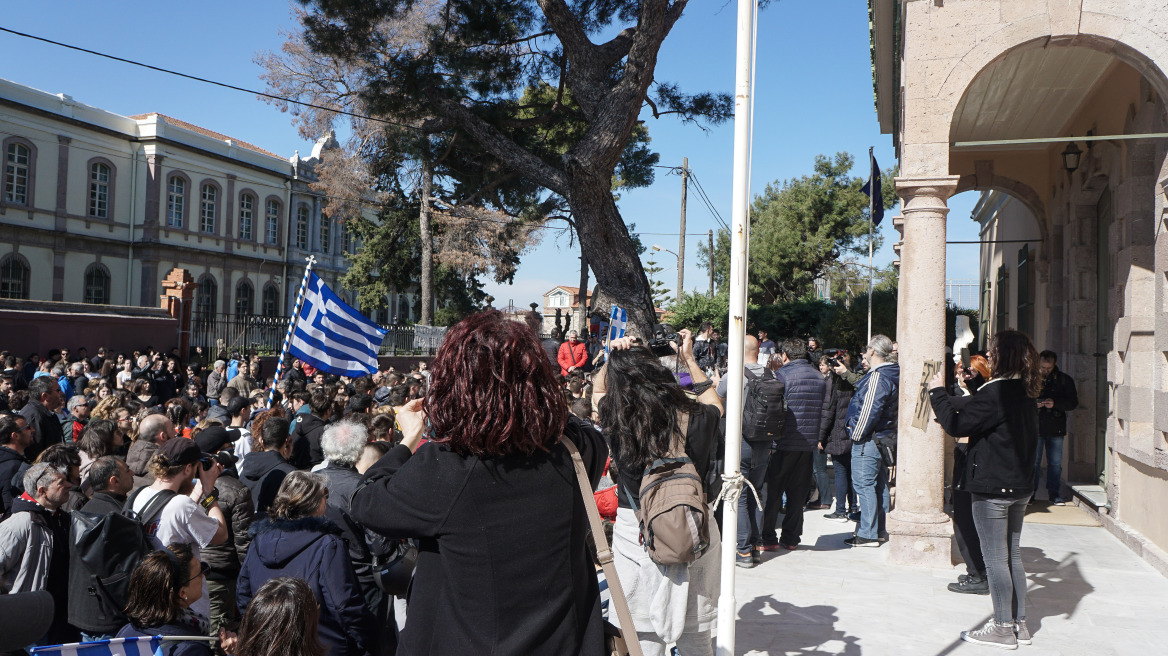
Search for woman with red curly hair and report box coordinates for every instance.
[351,310,609,655]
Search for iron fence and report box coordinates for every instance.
[946,279,981,310]
[189,314,437,357]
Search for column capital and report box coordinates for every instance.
[895,175,961,206]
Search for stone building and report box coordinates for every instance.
[0,77,417,324]
[871,0,1168,573]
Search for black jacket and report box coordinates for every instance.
[78,491,127,516]
[1037,367,1078,436]
[200,469,254,581]
[351,421,608,656]
[237,516,376,656]
[116,616,213,656]
[818,375,855,457]
[289,413,328,469]
[19,400,65,462]
[775,358,827,451]
[0,446,28,515]
[239,450,296,513]
[929,378,1038,496]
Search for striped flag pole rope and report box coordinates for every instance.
[268,255,316,410]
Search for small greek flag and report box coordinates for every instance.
[31,636,169,656]
[288,273,388,377]
[605,307,627,357]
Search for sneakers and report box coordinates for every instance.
[1051,497,1070,506]
[847,511,861,522]
[823,511,850,522]
[961,619,1018,650]
[947,574,990,595]
[735,551,756,568]
[844,536,882,548]
[1014,619,1031,645]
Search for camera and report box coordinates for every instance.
[647,323,680,358]
[201,451,238,471]
[823,348,843,369]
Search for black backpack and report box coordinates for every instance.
[67,488,176,633]
[742,368,786,443]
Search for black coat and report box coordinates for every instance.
[0,446,28,515]
[200,469,254,580]
[289,413,328,469]
[929,378,1038,497]
[239,450,296,513]
[1037,367,1078,436]
[237,516,376,656]
[117,616,213,656]
[351,421,608,656]
[78,491,127,516]
[818,375,855,457]
[19,400,64,462]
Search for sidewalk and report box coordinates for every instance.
[732,503,1168,655]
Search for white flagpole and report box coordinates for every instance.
[268,255,316,409]
[716,0,758,653]
[867,147,875,344]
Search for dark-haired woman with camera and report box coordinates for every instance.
[929,330,1041,650]
[598,330,724,656]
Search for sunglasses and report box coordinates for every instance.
[182,561,210,585]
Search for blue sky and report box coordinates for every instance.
[1,1,982,308]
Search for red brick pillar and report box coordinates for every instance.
[161,268,196,359]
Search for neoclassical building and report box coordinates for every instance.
[872,0,1168,574]
[0,77,417,324]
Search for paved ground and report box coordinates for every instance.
[731,503,1168,655]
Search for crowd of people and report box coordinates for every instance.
[0,313,1066,653]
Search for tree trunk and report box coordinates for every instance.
[569,175,657,338]
[576,249,589,335]
[419,157,434,326]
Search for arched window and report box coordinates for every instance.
[265,198,280,245]
[196,275,217,319]
[296,205,309,249]
[87,159,115,219]
[84,264,111,304]
[341,222,353,254]
[262,284,280,317]
[238,192,255,241]
[320,214,331,253]
[0,254,30,299]
[166,174,188,228]
[3,138,35,207]
[199,182,219,233]
[398,295,410,323]
[235,280,254,316]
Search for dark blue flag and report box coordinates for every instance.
[860,151,884,227]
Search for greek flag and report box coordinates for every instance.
[605,306,627,357]
[31,636,169,656]
[288,273,388,377]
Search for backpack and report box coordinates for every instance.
[67,488,176,633]
[742,368,786,443]
[623,413,711,565]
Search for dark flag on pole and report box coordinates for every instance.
[860,151,884,227]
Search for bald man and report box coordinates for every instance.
[126,413,178,488]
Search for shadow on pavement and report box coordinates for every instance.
[736,595,861,655]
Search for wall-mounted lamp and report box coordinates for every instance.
[1062,142,1082,173]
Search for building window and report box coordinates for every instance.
[238,193,255,240]
[3,140,33,207]
[84,264,111,305]
[87,161,112,219]
[200,183,218,233]
[265,199,279,244]
[236,280,254,316]
[341,222,353,254]
[262,284,280,316]
[995,265,1009,332]
[296,205,309,249]
[0,254,30,299]
[375,305,388,326]
[1016,245,1034,338]
[196,275,217,319]
[398,295,410,322]
[166,175,186,228]
[320,214,331,253]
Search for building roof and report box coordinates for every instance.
[128,113,284,159]
[544,286,593,308]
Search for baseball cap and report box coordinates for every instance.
[373,387,392,406]
[158,437,207,468]
[193,425,241,454]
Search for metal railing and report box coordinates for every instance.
[189,314,440,357]
[946,279,980,310]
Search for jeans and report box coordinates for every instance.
[1034,435,1064,499]
[971,494,1029,624]
[850,440,889,540]
[831,452,856,515]
[760,450,813,546]
[736,440,772,552]
[810,449,833,508]
[951,448,985,577]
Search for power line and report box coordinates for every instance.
[687,171,729,231]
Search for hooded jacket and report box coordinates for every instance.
[845,362,900,443]
[775,358,827,451]
[289,413,328,469]
[237,516,376,656]
[239,450,296,513]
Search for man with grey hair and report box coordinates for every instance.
[318,420,399,650]
[206,360,228,401]
[843,334,899,547]
[557,330,588,377]
[0,462,75,644]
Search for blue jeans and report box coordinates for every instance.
[1034,435,1064,499]
[850,440,889,540]
[971,494,1029,623]
[811,450,833,508]
[736,440,772,552]
[832,452,857,514]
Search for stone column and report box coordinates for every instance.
[887,175,959,567]
[161,268,196,358]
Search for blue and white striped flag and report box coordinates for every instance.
[288,273,388,377]
[31,636,170,656]
[605,306,627,357]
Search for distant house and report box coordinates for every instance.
[542,286,592,336]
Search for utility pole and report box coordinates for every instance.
[708,229,715,297]
[678,157,688,302]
